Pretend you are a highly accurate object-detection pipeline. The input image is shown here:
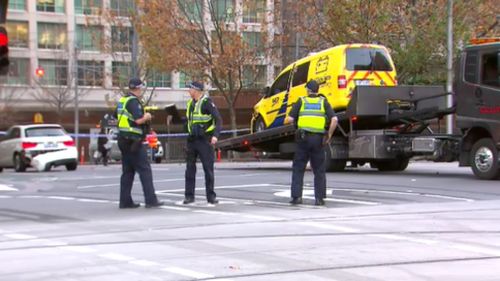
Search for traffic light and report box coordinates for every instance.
[35,67,45,77]
[0,26,8,76]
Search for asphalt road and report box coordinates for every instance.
[1,161,500,280]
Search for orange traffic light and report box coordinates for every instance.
[35,67,45,77]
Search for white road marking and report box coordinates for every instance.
[98,252,135,261]
[0,195,12,198]
[47,196,75,201]
[162,266,214,279]
[298,222,360,233]
[369,234,438,245]
[331,188,475,202]
[274,189,379,206]
[36,239,68,246]
[0,184,18,191]
[159,205,190,211]
[450,244,500,256]
[129,259,160,267]
[76,198,111,203]
[64,246,98,253]
[4,233,37,240]
[157,183,275,194]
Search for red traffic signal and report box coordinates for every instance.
[35,67,45,77]
[0,26,8,75]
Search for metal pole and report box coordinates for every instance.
[74,47,79,151]
[446,0,454,134]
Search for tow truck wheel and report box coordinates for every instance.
[13,153,26,172]
[253,116,266,133]
[470,138,500,180]
[324,146,346,172]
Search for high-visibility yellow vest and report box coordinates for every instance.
[117,96,143,136]
[297,96,326,133]
[187,96,215,135]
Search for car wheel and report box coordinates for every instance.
[43,164,52,172]
[253,116,266,133]
[375,158,410,172]
[66,162,78,171]
[14,153,26,172]
[470,138,500,180]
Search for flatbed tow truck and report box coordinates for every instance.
[217,39,500,180]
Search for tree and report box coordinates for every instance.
[135,0,274,135]
[291,0,498,84]
[0,86,24,127]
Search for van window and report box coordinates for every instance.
[270,69,291,95]
[292,62,310,87]
[480,52,499,88]
[346,48,393,71]
[464,51,478,84]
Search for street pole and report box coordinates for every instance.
[446,0,454,134]
[74,47,79,152]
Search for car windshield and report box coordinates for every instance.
[346,48,393,71]
[25,127,66,137]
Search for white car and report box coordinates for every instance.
[0,124,78,172]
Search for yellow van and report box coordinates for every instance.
[252,44,398,132]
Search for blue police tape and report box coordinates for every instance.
[0,129,250,138]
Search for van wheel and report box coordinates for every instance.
[0,167,3,172]
[253,116,266,133]
[375,158,409,172]
[66,162,78,171]
[324,146,346,172]
[470,138,500,180]
[14,153,26,172]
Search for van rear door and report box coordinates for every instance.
[344,47,397,91]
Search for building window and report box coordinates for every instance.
[111,26,133,52]
[180,0,203,22]
[75,0,102,15]
[76,25,102,51]
[112,62,130,87]
[38,60,68,86]
[243,32,264,56]
[78,60,104,87]
[242,0,265,23]
[5,21,29,48]
[210,0,234,22]
[38,23,66,49]
[110,0,135,17]
[243,65,266,89]
[148,70,172,88]
[36,0,65,13]
[3,58,29,85]
[8,0,26,10]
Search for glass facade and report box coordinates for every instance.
[8,0,26,10]
[243,0,265,23]
[38,23,66,49]
[112,62,130,87]
[36,0,65,13]
[75,0,102,15]
[111,26,133,52]
[76,25,102,51]
[148,70,172,88]
[5,21,29,48]
[78,60,104,87]
[38,60,68,86]
[110,0,135,17]
[4,58,29,85]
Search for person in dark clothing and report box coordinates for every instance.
[97,128,110,166]
[286,80,338,206]
[115,78,164,209]
[183,81,222,205]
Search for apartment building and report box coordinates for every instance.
[0,0,281,130]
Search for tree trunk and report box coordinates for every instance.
[228,105,237,138]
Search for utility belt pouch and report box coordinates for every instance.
[295,129,306,142]
[191,124,206,138]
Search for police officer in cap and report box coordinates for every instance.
[183,81,222,205]
[286,79,338,206]
[115,78,164,209]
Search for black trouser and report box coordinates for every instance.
[291,133,326,199]
[185,137,216,201]
[118,136,159,206]
[99,147,109,165]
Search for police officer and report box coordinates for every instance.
[116,78,164,209]
[286,80,338,206]
[183,81,222,205]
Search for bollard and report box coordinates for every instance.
[80,146,85,165]
[217,149,222,162]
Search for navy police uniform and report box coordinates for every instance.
[115,78,163,209]
[288,80,336,206]
[184,81,222,204]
